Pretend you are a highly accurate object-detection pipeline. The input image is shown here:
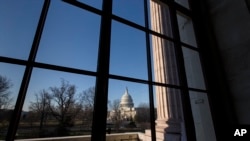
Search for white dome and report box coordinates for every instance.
[120,88,134,108]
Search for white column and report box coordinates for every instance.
[150,1,184,140]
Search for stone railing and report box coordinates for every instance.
[12,132,146,141]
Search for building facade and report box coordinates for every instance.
[108,88,136,123]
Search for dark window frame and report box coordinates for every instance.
[0,0,213,141]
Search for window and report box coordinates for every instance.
[36,0,100,71]
[0,0,43,60]
[0,0,215,141]
[110,21,148,79]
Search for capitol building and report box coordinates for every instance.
[119,88,136,121]
[108,88,136,122]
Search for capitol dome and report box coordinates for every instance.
[120,88,134,109]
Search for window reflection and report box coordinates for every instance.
[189,91,216,141]
[153,85,183,122]
[149,1,173,38]
[150,35,180,85]
[182,47,206,90]
[177,12,197,47]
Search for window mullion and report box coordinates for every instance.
[168,0,197,141]
[5,0,51,140]
[91,0,112,141]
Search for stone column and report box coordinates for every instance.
[149,0,184,140]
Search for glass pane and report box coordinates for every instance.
[0,0,43,60]
[113,0,145,26]
[36,1,100,71]
[150,35,180,85]
[77,0,103,10]
[175,0,190,9]
[189,91,216,141]
[107,79,151,137]
[149,0,173,38]
[153,85,184,140]
[177,12,197,47]
[110,21,148,80]
[153,86,183,121]
[0,63,25,139]
[182,47,206,90]
[17,68,96,139]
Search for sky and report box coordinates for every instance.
[0,0,154,111]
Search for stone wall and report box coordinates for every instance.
[13,133,140,141]
[205,0,250,124]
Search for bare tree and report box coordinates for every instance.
[80,86,95,109]
[48,79,81,135]
[29,89,51,130]
[79,87,95,128]
[27,79,84,136]
[0,75,13,109]
[0,75,13,136]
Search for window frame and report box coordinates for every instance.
[0,0,213,141]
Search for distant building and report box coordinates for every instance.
[119,88,136,121]
[107,88,136,122]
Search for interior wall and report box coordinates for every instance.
[205,0,250,124]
